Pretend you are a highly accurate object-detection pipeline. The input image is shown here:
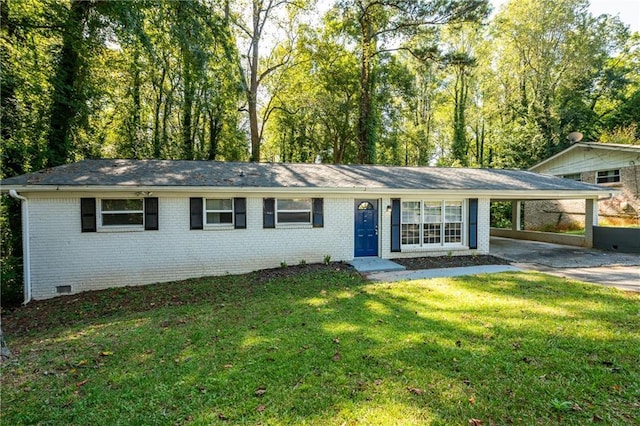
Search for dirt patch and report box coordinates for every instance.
[393,255,508,270]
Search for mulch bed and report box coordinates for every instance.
[393,255,508,270]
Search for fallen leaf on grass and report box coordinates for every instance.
[100,351,113,357]
[468,419,483,426]
[572,403,582,411]
[223,364,233,369]
[333,338,340,344]
[256,404,266,412]
[76,379,88,388]
[255,387,266,397]
[407,387,423,395]
[468,396,476,405]
[332,351,341,362]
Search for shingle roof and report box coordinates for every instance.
[1,159,609,194]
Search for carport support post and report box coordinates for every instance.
[511,201,522,231]
[584,198,598,248]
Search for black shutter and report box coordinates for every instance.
[263,198,275,228]
[234,197,247,229]
[190,197,203,230]
[312,198,324,228]
[468,198,478,249]
[391,198,401,252]
[144,197,159,230]
[80,198,97,232]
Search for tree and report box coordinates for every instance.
[489,0,630,166]
[230,0,309,162]
[334,0,489,164]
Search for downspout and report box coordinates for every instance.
[8,190,31,304]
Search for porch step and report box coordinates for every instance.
[349,258,406,273]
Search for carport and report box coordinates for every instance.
[490,195,603,248]
[490,236,640,291]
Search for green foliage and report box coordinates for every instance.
[0,195,23,307]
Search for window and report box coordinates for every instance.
[101,199,144,226]
[401,201,421,245]
[562,173,581,181]
[205,198,233,225]
[423,202,442,244]
[277,198,312,224]
[401,200,465,247]
[444,201,463,244]
[596,169,620,184]
[358,201,374,210]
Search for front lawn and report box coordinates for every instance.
[2,266,639,425]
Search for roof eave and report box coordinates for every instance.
[1,184,613,199]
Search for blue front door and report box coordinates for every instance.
[354,200,379,257]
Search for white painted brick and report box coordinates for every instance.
[25,195,491,300]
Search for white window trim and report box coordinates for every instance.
[204,198,234,229]
[276,198,313,227]
[97,198,145,232]
[400,199,467,249]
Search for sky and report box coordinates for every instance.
[491,0,640,32]
[588,0,640,32]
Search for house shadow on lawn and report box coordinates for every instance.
[1,267,638,425]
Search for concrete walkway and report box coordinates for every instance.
[349,257,406,273]
[350,257,521,282]
[366,264,521,282]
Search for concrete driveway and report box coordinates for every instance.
[490,237,640,292]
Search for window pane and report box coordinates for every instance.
[402,201,420,223]
[596,170,620,183]
[444,223,462,243]
[278,211,311,223]
[278,199,311,210]
[401,224,420,245]
[206,212,233,224]
[445,202,462,222]
[423,223,442,244]
[423,202,442,223]
[102,199,143,211]
[206,198,232,211]
[358,201,374,210]
[102,213,143,226]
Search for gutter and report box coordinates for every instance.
[8,190,31,305]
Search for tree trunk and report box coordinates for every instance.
[1,322,11,361]
[47,0,91,167]
[248,1,261,162]
[357,10,376,164]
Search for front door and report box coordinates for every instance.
[354,200,379,257]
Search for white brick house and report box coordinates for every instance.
[2,160,609,301]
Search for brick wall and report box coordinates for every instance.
[27,195,354,300]
[25,194,490,300]
[524,165,640,229]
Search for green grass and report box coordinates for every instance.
[2,269,639,425]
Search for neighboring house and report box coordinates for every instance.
[525,142,640,230]
[1,159,609,301]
